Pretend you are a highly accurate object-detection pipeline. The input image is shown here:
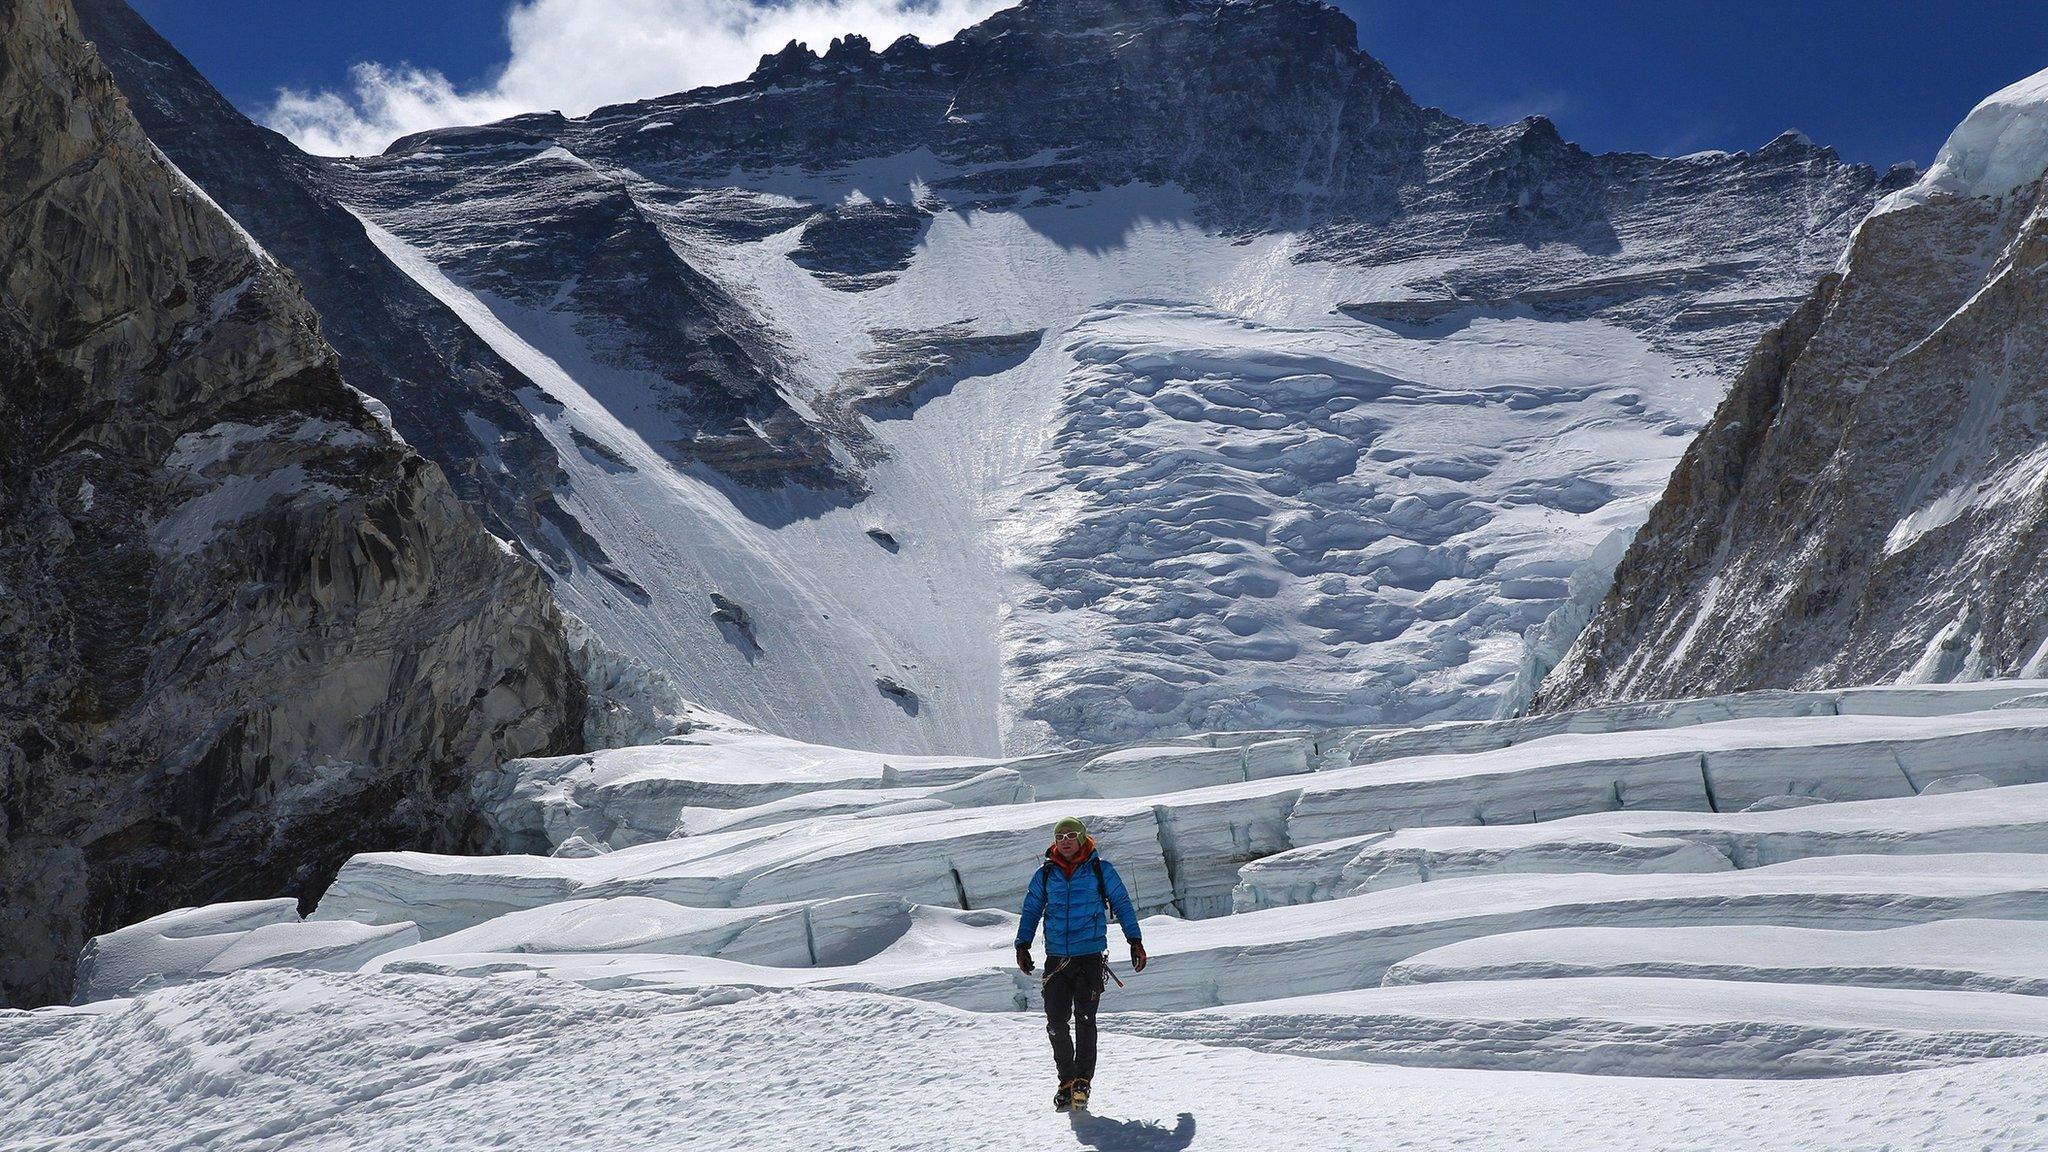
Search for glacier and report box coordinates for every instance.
[13,683,2048,1149]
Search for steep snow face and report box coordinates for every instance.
[89,0,1896,754]
[1538,72,2048,711]
[1881,67,2048,211]
[339,155,1869,755]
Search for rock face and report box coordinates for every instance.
[0,0,582,1006]
[68,0,632,584]
[73,0,1900,754]
[1535,69,2048,710]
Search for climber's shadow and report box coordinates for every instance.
[1066,1110,1196,1151]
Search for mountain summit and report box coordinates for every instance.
[78,0,1892,754]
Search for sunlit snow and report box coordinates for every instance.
[16,683,2048,1149]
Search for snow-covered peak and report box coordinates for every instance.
[1879,67,2048,214]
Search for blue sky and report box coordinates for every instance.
[130,0,2048,165]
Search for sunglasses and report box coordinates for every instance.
[1054,831,1082,841]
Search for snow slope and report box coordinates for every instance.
[355,181,1711,755]
[286,0,1894,756]
[13,684,2048,1148]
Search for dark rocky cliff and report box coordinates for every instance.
[0,0,583,1006]
[69,0,635,584]
[1535,173,2048,708]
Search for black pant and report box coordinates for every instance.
[1042,953,1104,1082]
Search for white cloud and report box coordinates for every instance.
[265,0,1006,157]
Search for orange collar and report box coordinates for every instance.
[1047,835,1096,877]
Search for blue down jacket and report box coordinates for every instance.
[1014,842,1143,958]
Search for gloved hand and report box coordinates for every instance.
[1129,940,1147,973]
[1016,944,1034,974]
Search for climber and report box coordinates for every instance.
[1014,815,1147,1112]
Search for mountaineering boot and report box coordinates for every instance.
[1069,1079,1091,1110]
[1054,1080,1076,1112]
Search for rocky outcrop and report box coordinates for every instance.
[67,0,636,584]
[0,0,582,1006]
[1535,71,2048,709]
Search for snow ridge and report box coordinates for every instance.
[1881,67,2048,212]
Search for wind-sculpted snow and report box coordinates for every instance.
[314,803,1179,936]
[80,848,2048,1020]
[78,842,2048,1014]
[667,768,1035,838]
[369,893,917,970]
[1382,920,2048,995]
[471,723,996,851]
[1112,977,2048,1077]
[474,721,1316,853]
[13,972,2048,1152]
[80,849,2048,1023]
[445,707,2048,943]
[70,900,419,1004]
[480,683,2048,865]
[1237,773,2048,911]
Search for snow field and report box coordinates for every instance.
[12,970,2048,1152]
[69,900,420,1005]
[22,687,2048,1148]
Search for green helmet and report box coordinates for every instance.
[1053,816,1087,839]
